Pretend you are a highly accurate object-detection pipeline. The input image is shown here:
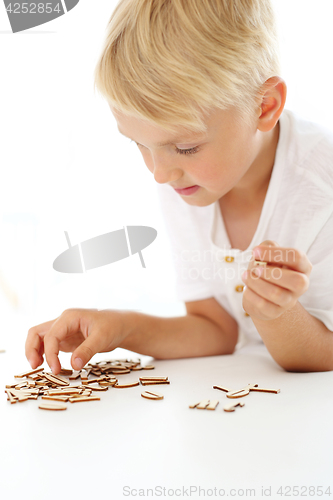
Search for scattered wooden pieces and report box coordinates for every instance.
[214,383,280,400]
[39,402,67,411]
[0,349,6,353]
[142,365,155,370]
[5,357,152,411]
[141,391,163,400]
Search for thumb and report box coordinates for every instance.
[71,333,104,371]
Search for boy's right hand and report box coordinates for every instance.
[25,308,128,375]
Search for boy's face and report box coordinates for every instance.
[111,105,277,206]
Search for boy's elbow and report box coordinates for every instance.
[279,359,333,373]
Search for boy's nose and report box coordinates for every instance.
[152,156,183,185]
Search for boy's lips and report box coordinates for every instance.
[173,185,200,195]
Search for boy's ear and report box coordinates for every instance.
[256,76,287,132]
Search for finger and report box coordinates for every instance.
[26,318,59,369]
[71,332,107,371]
[242,267,295,308]
[43,313,82,374]
[243,286,283,320]
[252,246,312,274]
[27,318,59,337]
[25,331,44,369]
[44,334,62,374]
[243,265,310,295]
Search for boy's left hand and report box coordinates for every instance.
[241,240,313,321]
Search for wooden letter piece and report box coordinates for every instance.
[139,376,168,381]
[114,381,140,389]
[110,369,131,375]
[141,391,163,400]
[206,400,219,411]
[196,400,211,410]
[5,390,18,404]
[249,387,280,394]
[223,401,245,412]
[7,389,30,402]
[68,396,100,403]
[189,401,201,409]
[39,402,67,411]
[213,385,231,393]
[42,395,69,402]
[87,384,109,392]
[253,260,267,267]
[140,380,170,386]
[227,383,258,398]
[226,389,250,399]
[14,367,44,378]
[59,368,73,376]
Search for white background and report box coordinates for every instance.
[0,0,333,355]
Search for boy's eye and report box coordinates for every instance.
[133,141,200,156]
[175,146,200,155]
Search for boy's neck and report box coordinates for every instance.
[223,120,280,207]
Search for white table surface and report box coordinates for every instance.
[1,334,333,500]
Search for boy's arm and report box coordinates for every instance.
[241,241,333,372]
[26,299,238,374]
[251,301,333,372]
[120,297,239,358]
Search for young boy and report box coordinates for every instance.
[26,0,333,373]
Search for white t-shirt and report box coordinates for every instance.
[155,109,333,349]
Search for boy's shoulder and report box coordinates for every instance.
[279,109,333,194]
[282,109,333,169]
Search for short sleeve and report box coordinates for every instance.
[299,210,333,331]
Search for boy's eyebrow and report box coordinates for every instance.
[117,128,205,147]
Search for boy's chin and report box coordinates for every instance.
[181,193,218,207]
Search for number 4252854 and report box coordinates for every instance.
[6,3,62,14]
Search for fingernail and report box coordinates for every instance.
[241,271,248,281]
[75,358,83,370]
[28,358,35,369]
[51,365,57,374]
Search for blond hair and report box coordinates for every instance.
[94,0,281,133]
